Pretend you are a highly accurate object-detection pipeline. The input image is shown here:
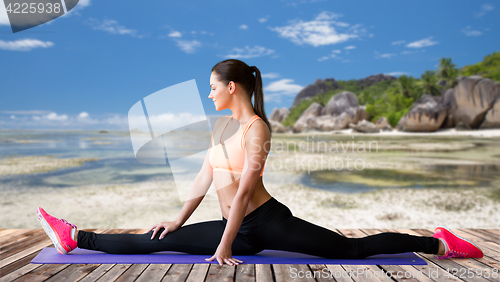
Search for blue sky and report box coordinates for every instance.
[0,0,498,130]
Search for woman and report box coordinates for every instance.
[38,59,483,266]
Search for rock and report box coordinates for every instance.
[440,88,456,128]
[321,91,359,116]
[480,97,500,128]
[270,108,281,122]
[308,112,356,131]
[99,130,108,134]
[396,94,448,132]
[455,121,471,131]
[374,117,392,131]
[293,103,323,133]
[279,107,290,122]
[450,77,500,128]
[290,74,396,109]
[270,120,287,133]
[291,78,340,109]
[270,107,290,122]
[352,120,380,133]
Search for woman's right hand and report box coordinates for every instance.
[145,221,181,240]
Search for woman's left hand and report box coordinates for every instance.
[205,243,243,266]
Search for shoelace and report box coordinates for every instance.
[437,250,468,259]
[59,218,77,229]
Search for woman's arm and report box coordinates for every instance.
[207,120,271,265]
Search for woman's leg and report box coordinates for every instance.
[252,204,440,259]
[77,219,261,255]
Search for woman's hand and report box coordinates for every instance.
[205,242,243,266]
[145,221,180,240]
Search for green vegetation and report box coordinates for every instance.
[461,51,500,82]
[282,51,500,128]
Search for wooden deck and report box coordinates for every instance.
[0,228,498,281]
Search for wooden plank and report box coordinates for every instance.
[459,229,500,244]
[78,264,116,282]
[185,264,209,282]
[205,264,235,282]
[0,250,40,278]
[0,262,42,282]
[273,264,315,282]
[94,264,132,281]
[161,264,192,282]
[114,264,149,282]
[308,264,336,281]
[255,264,273,282]
[235,264,255,282]
[0,230,30,244]
[484,229,499,236]
[341,265,389,282]
[0,231,47,259]
[0,230,44,253]
[0,239,52,268]
[43,264,101,282]
[135,264,171,282]
[323,265,355,282]
[11,263,70,282]
[471,229,500,241]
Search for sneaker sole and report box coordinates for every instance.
[435,225,483,258]
[37,208,68,255]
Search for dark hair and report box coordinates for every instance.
[212,59,272,134]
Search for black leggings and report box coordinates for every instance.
[78,197,440,259]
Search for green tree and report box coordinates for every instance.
[417,70,442,96]
[438,57,459,90]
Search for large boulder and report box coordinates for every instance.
[270,120,287,133]
[480,97,500,129]
[308,112,356,131]
[440,88,457,128]
[396,94,448,132]
[291,78,340,109]
[375,117,393,131]
[321,91,359,116]
[269,108,281,122]
[293,102,323,133]
[352,120,380,133]
[450,76,500,128]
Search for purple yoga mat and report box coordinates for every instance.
[31,247,426,265]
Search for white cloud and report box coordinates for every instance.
[175,39,201,54]
[239,24,248,30]
[264,79,303,103]
[318,49,342,61]
[168,31,182,37]
[392,40,406,45]
[384,72,409,76]
[261,73,280,79]
[264,79,303,95]
[406,37,438,48]
[461,26,482,36]
[78,112,89,119]
[10,115,15,119]
[46,112,68,121]
[375,51,397,59]
[270,11,366,47]
[258,17,268,23]
[1,110,51,114]
[475,4,494,18]
[344,45,356,50]
[224,45,275,59]
[87,18,144,38]
[0,39,54,51]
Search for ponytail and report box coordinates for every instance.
[250,66,272,134]
[212,59,272,134]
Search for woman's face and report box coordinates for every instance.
[208,72,231,111]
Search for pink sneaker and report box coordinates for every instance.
[433,225,483,259]
[37,207,78,255]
